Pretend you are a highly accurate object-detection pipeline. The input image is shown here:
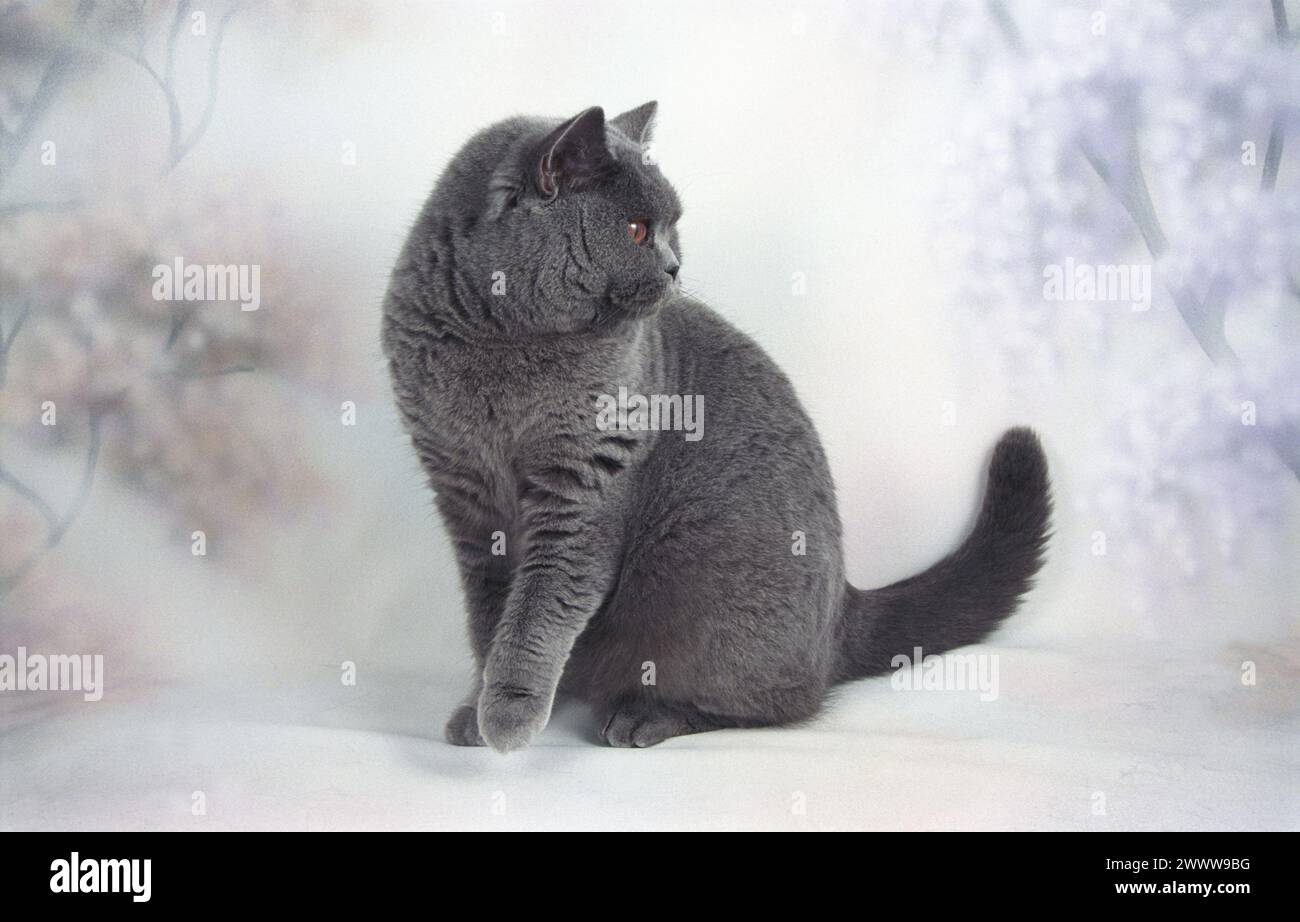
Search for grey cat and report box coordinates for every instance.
[382,102,1051,752]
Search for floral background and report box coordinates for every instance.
[0,0,1296,829]
[872,1,1300,618]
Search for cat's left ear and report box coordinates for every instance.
[610,100,658,145]
[535,106,614,199]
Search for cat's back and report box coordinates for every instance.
[647,295,838,521]
[659,296,821,441]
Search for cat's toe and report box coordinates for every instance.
[477,684,552,753]
[444,703,486,747]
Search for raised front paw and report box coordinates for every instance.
[444,703,486,747]
[477,682,553,753]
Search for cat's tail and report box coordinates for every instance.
[835,427,1051,682]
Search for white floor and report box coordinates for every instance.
[3,636,1295,831]
[3,398,1298,831]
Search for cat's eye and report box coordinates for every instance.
[627,220,650,245]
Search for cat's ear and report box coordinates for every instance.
[534,106,613,199]
[610,100,658,145]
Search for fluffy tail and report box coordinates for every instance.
[836,427,1051,681]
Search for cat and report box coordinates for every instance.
[382,102,1051,752]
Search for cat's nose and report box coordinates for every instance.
[665,264,679,281]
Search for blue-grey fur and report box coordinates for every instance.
[382,103,1052,752]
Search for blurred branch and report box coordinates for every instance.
[987,0,1257,362]
[165,302,196,349]
[1262,120,1283,191]
[1076,136,1169,258]
[0,298,32,387]
[987,0,1299,480]
[985,0,1023,54]
[50,408,103,546]
[0,291,258,598]
[167,3,241,172]
[0,307,105,597]
[1078,135,1239,363]
[1081,130,1239,362]
[1267,425,1300,475]
[0,409,103,598]
[1261,0,1290,191]
[2,0,243,212]
[0,3,254,599]
[0,460,59,533]
[164,0,199,168]
[0,0,94,194]
[104,0,244,174]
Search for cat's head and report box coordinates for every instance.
[438,102,683,336]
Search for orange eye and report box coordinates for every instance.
[627,220,650,245]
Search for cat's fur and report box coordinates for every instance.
[382,103,1051,752]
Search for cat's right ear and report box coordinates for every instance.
[532,106,613,200]
[610,101,657,145]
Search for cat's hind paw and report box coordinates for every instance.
[599,700,701,748]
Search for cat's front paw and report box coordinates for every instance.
[477,682,552,753]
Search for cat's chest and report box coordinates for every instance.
[412,331,658,525]
[420,350,595,520]
[431,348,577,433]
[430,336,647,438]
